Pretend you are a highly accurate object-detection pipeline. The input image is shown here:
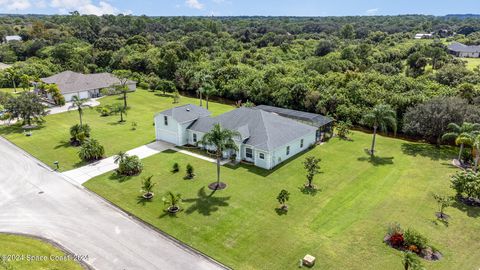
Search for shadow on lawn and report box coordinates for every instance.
[401,143,456,161]
[357,155,394,166]
[54,140,71,149]
[182,187,230,216]
[299,185,320,196]
[108,172,134,182]
[452,201,480,218]
[0,123,46,136]
[136,195,154,206]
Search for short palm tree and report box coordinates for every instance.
[199,123,240,190]
[114,151,128,164]
[69,96,91,126]
[202,81,216,110]
[163,191,182,212]
[362,104,397,156]
[141,175,156,199]
[112,103,127,122]
[442,122,480,161]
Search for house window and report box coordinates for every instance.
[164,116,168,126]
[259,153,265,159]
[286,146,290,155]
[246,148,253,159]
[193,133,197,143]
[300,139,304,148]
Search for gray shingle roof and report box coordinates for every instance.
[254,105,333,128]
[189,107,317,151]
[157,104,211,123]
[448,42,480,53]
[41,71,136,94]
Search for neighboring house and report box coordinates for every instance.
[448,41,480,58]
[37,71,137,102]
[414,33,433,39]
[154,104,327,170]
[0,63,11,70]
[4,35,22,43]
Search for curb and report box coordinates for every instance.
[82,186,232,270]
[0,232,94,270]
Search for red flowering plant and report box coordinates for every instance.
[385,222,405,248]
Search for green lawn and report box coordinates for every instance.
[84,131,480,270]
[0,233,83,270]
[461,57,480,70]
[0,90,233,171]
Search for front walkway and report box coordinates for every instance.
[62,141,174,184]
[174,148,231,165]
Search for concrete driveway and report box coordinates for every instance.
[0,137,227,270]
[46,98,101,115]
[62,141,174,184]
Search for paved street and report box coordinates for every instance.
[0,136,227,270]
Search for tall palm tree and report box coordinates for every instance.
[473,134,480,173]
[442,122,480,161]
[199,123,240,190]
[202,81,216,110]
[68,96,91,126]
[361,104,397,156]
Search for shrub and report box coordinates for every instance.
[336,121,352,139]
[172,162,179,173]
[96,106,111,117]
[70,124,91,146]
[389,233,405,248]
[118,155,143,176]
[78,139,104,162]
[404,229,428,250]
[185,163,194,179]
[451,170,480,199]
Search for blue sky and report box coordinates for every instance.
[1,0,480,16]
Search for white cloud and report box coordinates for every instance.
[366,8,379,16]
[185,0,204,10]
[0,0,32,11]
[212,0,224,3]
[50,0,119,15]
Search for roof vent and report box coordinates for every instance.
[186,107,190,112]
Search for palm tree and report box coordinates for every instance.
[68,96,91,126]
[473,134,480,173]
[4,68,18,92]
[202,81,216,110]
[199,123,240,190]
[113,70,133,109]
[112,103,127,122]
[162,191,182,212]
[442,122,480,161]
[141,175,156,199]
[114,151,128,164]
[361,104,397,156]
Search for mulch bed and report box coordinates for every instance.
[208,182,227,191]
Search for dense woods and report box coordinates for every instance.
[1,14,480,141]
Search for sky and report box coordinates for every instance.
[0,0,480,17]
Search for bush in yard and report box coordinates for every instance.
[172,163,179,173]
[78,139,104,162]
[185,163,195,179]
[403,229,428,251]
[450,170,480,202]
[114,152,143,176]
[69,124,91,146]
[96,106,111,117]
[385,222,404,248]
[336,121,352,140]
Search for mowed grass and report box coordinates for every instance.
[0,233,83,270]
[84,131,480,270]
[461,57,480,70]
[0,90,233,171]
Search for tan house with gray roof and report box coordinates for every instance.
[38,71,136,102]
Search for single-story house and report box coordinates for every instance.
[154,104,330,170]
[414,33,433,39]
[4,35,22,43]
[37,71,137,102]
[448,42,480,58]
[0,63,11,70]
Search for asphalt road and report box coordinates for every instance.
[0,137,226,270]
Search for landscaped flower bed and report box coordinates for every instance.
[384,223,442,261]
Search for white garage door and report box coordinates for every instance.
[157,129,178,145]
